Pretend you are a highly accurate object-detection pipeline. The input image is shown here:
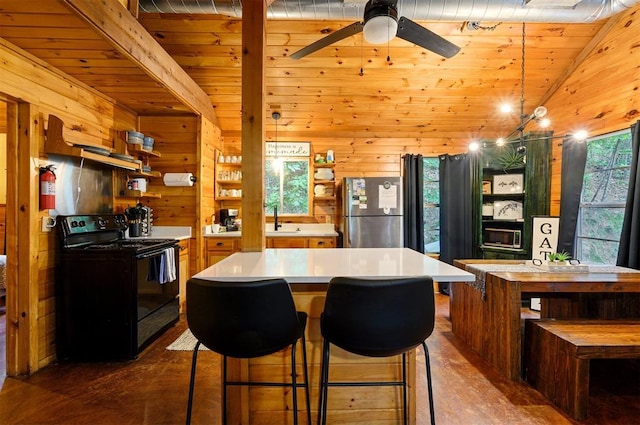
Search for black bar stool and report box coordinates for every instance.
[317,276,436,425]
[185,278,311,425]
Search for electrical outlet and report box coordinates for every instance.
[42,216,53,232]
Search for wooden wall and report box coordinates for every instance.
[0,39,137,373]
[224,5,640,222]
[544,7,639,216]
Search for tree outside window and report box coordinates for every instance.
[265,158,310,215]
[423,157,440,253]
[575,129,632,264]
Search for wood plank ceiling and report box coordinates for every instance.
[0,0,609,151]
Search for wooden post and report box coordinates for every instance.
[240,0,267,251]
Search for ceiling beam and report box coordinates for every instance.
[62,0,219,127]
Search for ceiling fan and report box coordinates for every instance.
[290,0,461,60]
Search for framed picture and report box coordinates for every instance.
[482,180,492,194]
[493,200,523,220]
[493,174,523,194]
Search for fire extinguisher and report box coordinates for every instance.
[39,165,56,210]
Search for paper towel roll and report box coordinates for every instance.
[163,173,196,187]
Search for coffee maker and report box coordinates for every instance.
[219,208,239,231]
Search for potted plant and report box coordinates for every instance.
[548,251,571,265]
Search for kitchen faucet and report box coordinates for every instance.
[274,206,282,231]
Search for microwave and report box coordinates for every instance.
[483,228,522,249]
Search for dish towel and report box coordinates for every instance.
[159,247,177,284]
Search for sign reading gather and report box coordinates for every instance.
[531,216,560,261]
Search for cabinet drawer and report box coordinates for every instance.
[308,237,335,248]
[206,238,237,251]
[269,237,307,248]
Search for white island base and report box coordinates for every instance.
[193,248,474,424]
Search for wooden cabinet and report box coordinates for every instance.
[267,236,337,248]
[205,237,240,266]
[178,239,189,313]
[308,237,336,248]
[473,133,552,259]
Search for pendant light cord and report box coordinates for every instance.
[519,22,526,146]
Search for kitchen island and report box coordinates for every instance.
[193,248,474,425]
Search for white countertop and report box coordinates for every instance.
[193,248,475,283]
[203,223,338,238]
[127,226,192,240]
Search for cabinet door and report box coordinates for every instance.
[308,237,336,248]
[269,237,307,248]
[206,238,238,266]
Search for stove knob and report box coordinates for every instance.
[97,218,106,227]
[78,220,86,228]
[70,220,78,228]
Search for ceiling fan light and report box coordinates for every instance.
[363,16,398,44]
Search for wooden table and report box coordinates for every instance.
[193,248,474,425]
[450,259,640,381]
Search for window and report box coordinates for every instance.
[575,129,632,264]
[265,158,310,215]
[423,157,440,253]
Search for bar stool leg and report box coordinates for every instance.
[291,341,299,425]
[423,342,436,425]
[186,341,201,425]
[402,352,408,425]
[301,332,312,425]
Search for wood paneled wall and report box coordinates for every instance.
[544,7,639,215]
[224,5,639,222]
[0,39,137,373]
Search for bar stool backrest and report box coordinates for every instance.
[187,278,303,358]
[322,276,435,357]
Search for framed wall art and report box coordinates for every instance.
[493,174,523,194]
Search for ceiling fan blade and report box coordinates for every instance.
[290,21,364,60]
[396,17,460,59]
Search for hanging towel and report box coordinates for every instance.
[159,247,177,284]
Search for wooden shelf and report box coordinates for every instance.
[314,195,335,201]
[119,189,162,199]
[46,114,142,172]
[217,196,241,201]
[216,180,242,185]
[128,143,161,158]
[314,179,335,185]
[314,162,335,168]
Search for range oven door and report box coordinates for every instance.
[135,245,180,352]
[136,245,180,321]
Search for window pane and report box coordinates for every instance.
[282,160,309,214]
[423,157,440,253]
[576,238,620,265]
[575,129,632,265]
[577,207,626,241]
[265,159,309,215]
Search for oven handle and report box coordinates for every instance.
[136,245,178,260]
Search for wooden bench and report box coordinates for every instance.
[524,320,640,420]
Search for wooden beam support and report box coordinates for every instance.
[240,0,267,252]
[62,0,218,126]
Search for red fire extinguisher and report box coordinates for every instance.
[39,165,56,210]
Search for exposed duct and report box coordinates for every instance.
[139,0,639,22]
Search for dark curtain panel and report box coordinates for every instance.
[403,154,424,252]
[557,136,587,256]
[617,120,640,269]
[438,154,473,294]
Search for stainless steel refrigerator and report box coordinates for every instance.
[342,177,403,248]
